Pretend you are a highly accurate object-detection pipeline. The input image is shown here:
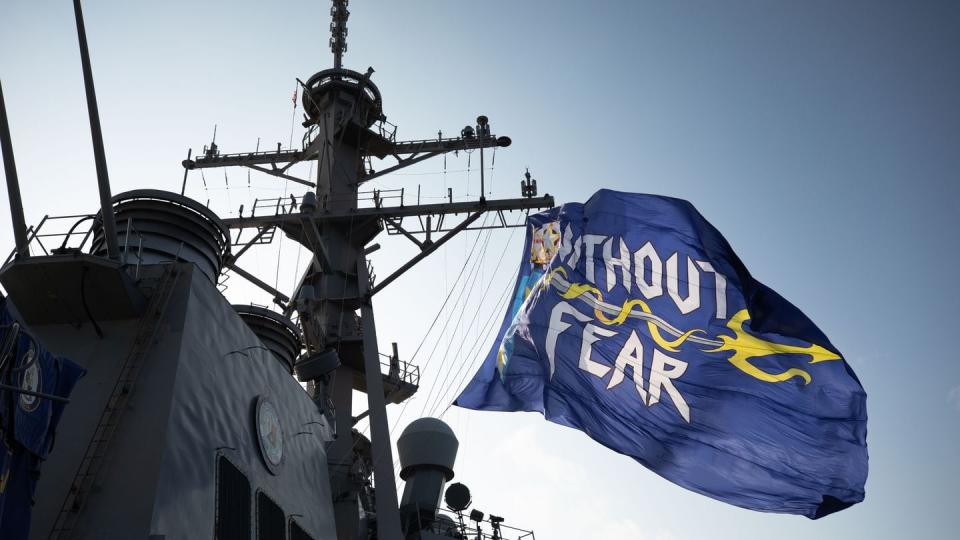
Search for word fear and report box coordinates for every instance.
[546,301,691,423]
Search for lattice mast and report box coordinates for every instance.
[181,2,553,539]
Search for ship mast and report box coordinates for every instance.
[182,2,553,538]
[330,0,348,70]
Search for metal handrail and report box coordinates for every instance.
[3,214,86,264]
[2,213,147,276]
[246,188,407,221]
[405,504,535,540]
[379,354,419,387]
[374,118,397,142]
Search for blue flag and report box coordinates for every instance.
[455,190,868,519]
[0,300,86,539]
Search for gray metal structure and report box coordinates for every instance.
[72,0,119,261]
[0,1,546,539]
[234,304,304,373]
[397,418,460,524]
[0,80,29,259]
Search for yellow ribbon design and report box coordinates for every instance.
[549,268,842,384]
[553,268,704,353]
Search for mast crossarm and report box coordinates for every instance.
[245,164,315,188]
[183,132,506,183]
[186,149,306,169]
[226,226,274,264]
[383,217,424,249]
[225,261,290,307]
[386,209,524,236]
[389,133,506,155]
[360,151,442,184]
[221,195,554,230]
[358,133,508,182]
[370,210,485,296]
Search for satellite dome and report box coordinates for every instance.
[397,417,458,481]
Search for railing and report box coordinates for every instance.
[302,124,319,151]
[244,188,407,221]
[248,196,300,219]
[379,352,419,388]
[369,188,404,208]
[199,142,300,163]
[3,213,95,264]
[3,213,150,280]
[373,118,397,143]
[404,505,535,540]
[301,118,397,150]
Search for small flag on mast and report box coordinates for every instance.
[292,85,298,109]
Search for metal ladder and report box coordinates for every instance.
[48,264,182,539]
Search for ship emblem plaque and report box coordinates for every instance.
[254,395,284,474]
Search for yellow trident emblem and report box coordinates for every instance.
[548,268,841,384]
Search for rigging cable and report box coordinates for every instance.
[273,151,294,292]
[442,130,447,194]
[424,223,520,417]
[416,224,495,419]
[436,269,517,419]
[224,170,232,215]
[248,137,260,190]
[199,169,209,204]
[424,215,524,416]
[432,223,499,415]
[393,262,520,479]
[387,212,493,435]
[489,147,496,197]
[413,224,494,420]
[465,152,471,196]
[288,82,298,149]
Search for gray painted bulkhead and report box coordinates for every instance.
[19,263,336,539]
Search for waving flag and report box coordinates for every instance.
[455,189,868,519]
[0,300,86,539]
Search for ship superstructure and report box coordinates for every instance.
[0,1,550,539]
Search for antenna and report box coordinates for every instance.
[521,168,538,198]
[477,116,488,202]
[73,0,120,260]
[0,80,29,259]
[330,0,349,69]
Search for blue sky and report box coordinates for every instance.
[1,1,958,538]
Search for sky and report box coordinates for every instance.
[1,1,959,538]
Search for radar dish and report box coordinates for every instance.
[444,482,471,512]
